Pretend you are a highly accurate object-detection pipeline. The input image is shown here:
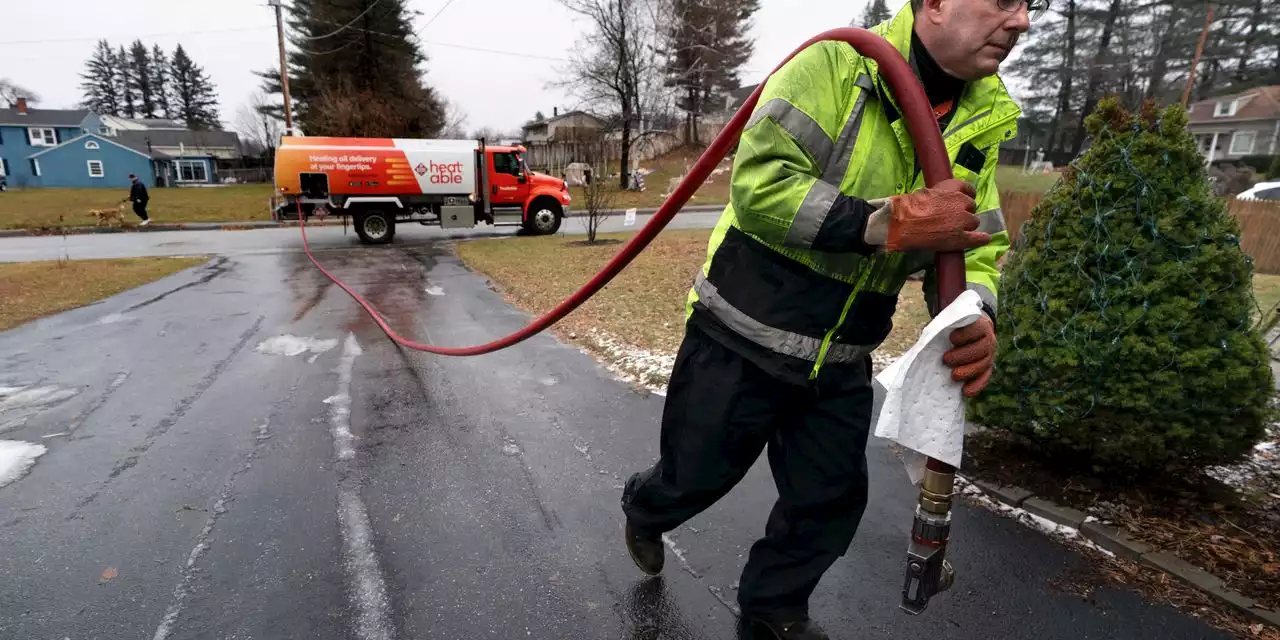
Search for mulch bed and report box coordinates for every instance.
[963,431,1280,613]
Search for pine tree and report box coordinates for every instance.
[258,0,444,137]
[151,44,172,120]
[116,45,138,119]
[859,0,891,28]
[171,45,221,129]
[129,40,157,119]
[80,39,121,116]
[662,0,759,145]
[971,97,1274,472]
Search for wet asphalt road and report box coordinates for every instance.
[0,229,1234,639]
[0,210,723,264]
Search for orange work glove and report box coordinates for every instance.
[884,179,989,253]
[943,315,995,398]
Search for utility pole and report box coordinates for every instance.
[269,0,295,136]
[1182,0,1217,107]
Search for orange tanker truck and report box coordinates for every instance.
[272,136,572,244]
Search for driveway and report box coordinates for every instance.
[0,230,1230,639]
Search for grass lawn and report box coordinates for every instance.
[0,257,207,331]
[0,185,275,230]
[565,147,733,211]
[456,229,931,362]
[564,154,1061,212]
[460,228,1280,363]
[1254,273,1280,329]
[995,165,1062,194]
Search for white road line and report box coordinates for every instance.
[328,334,395,640]
[326,334,362,461]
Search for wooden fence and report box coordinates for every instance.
[1000,191,1280,274]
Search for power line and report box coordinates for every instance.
[421,0,457,29]
[296,0,384,40]
[0,25,274,46]
[422,40,568,62]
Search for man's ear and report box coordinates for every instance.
[921,0,947,25]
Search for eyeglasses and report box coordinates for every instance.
[996,0,1052,21]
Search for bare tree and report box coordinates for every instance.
[440,100,469,139]
[558,0,660,189]
[235,91,284,159]
[0,79,40,107]
[578,152,619,244]
[472,126,516,143]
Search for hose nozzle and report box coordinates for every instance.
[901,467,957,615]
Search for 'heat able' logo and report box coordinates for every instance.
[425,161,464,185]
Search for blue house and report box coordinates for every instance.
[1,99,242,189]
[0,100,115,187]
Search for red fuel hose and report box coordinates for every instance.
[300,26,963,371]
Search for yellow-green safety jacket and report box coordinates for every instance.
[685,4,1018,384]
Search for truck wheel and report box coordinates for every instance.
[525,201,562,235]
[354,210,395,245]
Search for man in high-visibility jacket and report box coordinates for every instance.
[621,0,1042,637]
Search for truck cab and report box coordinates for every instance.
[483,145,569,235]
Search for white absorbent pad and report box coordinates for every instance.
[871,289,984,485]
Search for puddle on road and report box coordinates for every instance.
[254,335,339,360]
[0,440,47,488]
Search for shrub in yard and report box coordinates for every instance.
[1270,154,1280,180]
[971,97,1274,473]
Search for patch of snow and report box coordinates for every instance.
[0,385,81,434]
[96,312,132,325]
[0,440,47,488]
[1205,422,1279,493]
[954,475,1114,558]
[577,330,675,395]
[424,286,445,296]
[254,334,339,358]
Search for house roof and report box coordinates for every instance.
[115,129,241,151]
[523,110,606,130]
[128,118,187,129]
[27,132,169,160]
[1188,85,1280,123]
[728,85,759,113]
[110,134,174,159]
[0,107,91,127]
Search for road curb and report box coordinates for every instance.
[964,475,1279,628]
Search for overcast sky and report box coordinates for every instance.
[2,0,1029,136]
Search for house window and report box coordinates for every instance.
[29,158,41,177]
[87,160,105,178]
[99,127,114,137]
[1229,131,1256,155]
[1213,100,1239,117]
[28,127,57,147]
[85,141,100,150]
[176,159,208,183]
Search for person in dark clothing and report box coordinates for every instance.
[619,1,1041,638]
[124,174,151,226]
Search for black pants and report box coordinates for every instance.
[132,202,149,221]
[622,322,873,622]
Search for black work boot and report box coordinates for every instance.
[745,617,831,640]
[624,520,664,575]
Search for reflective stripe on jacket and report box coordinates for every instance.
[686,3,1019,383]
